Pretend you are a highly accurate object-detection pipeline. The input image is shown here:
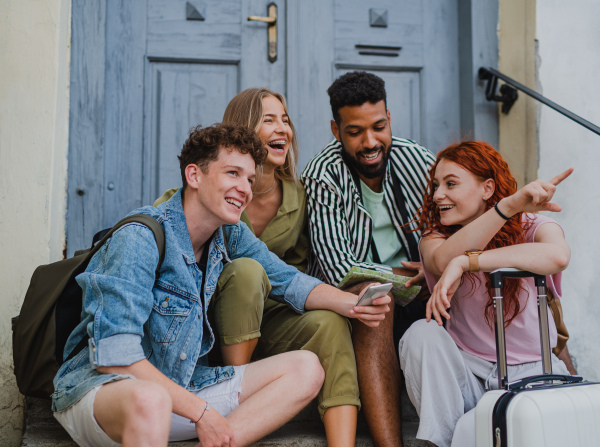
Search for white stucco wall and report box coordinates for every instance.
[537,1,600,380]
[0,1,71,445]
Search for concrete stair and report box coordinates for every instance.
[22,388,428,446]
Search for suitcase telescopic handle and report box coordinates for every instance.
[490,268,553,390]
[490,268,546,288]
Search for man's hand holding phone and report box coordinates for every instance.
[348,282,393,328]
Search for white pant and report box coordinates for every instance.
[54,365,246,447]
[399,320,569,447]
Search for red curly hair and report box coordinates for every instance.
[417,141,532,327]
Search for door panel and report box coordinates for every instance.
[67,0,286,254]
[143,62,239,204]
[240,0,286,92]
[101,0,147,230]
[287,0,460,171]
[147,1,241,60]
[334,0,424,68]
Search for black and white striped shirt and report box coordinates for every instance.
[302,137,435,285]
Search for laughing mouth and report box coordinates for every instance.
[268,140,286,151]
[225,198,243,209]
[363,151,380,160]
[438,204,455,211]
[358,146,385,162]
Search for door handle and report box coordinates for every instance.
[247,2,277,62]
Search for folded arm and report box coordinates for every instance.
[423,168,573,276]
[425,221,570,325]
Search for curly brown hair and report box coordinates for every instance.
[417,141,532,328]
[178,123,268,189]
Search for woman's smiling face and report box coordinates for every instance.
[257,95,294,168]
[432,158,493,227]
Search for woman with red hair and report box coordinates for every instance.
[398,141,573,447]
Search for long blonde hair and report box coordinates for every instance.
[222,88,299,183]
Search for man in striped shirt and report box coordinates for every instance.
[302,71,435,447]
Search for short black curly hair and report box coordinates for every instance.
[178,122,267,189]
[327,71,387,124]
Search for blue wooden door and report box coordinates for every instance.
[67,0,466,254]
[67,0,287,254]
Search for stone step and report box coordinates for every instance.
[22,389,428,446]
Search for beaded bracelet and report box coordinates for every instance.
[494,202,510,220]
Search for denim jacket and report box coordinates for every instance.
[52,189,321,412]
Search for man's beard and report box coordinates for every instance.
[340,141,391,179]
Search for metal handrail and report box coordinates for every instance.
[479,67,600,137]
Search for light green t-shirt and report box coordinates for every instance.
[360,180,408,267]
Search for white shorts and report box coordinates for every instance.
[54,365,246,447]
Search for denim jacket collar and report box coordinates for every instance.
[164,189,230,265]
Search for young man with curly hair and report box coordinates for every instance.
[52,122,390,447]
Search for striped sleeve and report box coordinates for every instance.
[389,138,436,230]
[302,141,393,285]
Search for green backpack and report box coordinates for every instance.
[12,214,165,398]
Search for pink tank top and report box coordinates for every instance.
[421,214,562,365]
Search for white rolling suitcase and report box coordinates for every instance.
[475,268,600,447]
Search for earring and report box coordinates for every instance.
[483,196,488,201]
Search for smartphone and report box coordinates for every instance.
[356,283,393,306]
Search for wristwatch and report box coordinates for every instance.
[464,250,483,273]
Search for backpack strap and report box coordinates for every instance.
[90,214,165,270]
[66,215,165,363]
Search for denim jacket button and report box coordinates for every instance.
[161,300,169,308]
[179,353,187,361]
[224,372,229,377]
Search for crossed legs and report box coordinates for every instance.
[87,351,323,447]
[94,380,172,446]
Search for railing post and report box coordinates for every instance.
[479,68,519,114]
[478,66,600,136]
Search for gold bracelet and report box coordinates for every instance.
[464,250,483,273]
